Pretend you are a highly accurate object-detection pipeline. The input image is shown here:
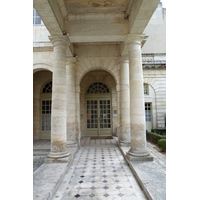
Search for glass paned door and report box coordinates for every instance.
[41,100,52,139]
[42,100,52,131]
[87,100,98,129]
[86,99,111,136]
[99,100,111,129]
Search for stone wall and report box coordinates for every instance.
[143,68,166,128]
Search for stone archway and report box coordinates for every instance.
[80,70,117,137]
[33,70,52,139]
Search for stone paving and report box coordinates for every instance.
[52,137,147,200]
[120,142,166,200]
[33,137,166,200]
[33,139,50,172]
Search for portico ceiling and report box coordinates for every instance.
[33,0,159,55]
[64,0,128,14]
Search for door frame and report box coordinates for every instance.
[85,94,112,136]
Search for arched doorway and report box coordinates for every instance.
[86,82,112,136]
[33,70,52,139]
[79,70,117,137]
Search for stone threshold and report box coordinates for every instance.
[33,147,79,200]
[119,145,166,200]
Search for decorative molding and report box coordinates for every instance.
[142,53,166,69]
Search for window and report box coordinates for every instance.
[87,82,110,94]
[42,81,52,93]
[42,100,52,131]
[144,83,149,95]
[33,7,43,25]
[41,81,52,131]
[145,103,151,122]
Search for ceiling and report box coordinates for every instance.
[33,0,160,56]
[64,0,129,14]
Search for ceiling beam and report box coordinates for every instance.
[128,0,160,34]
[33,0,63,36]
[65,19,128,43]
[69,35,126,43]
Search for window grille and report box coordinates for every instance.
[144,83,149,95]
[42,81,52,93]
[41,81,52,131]
[87,82,110,94]
[42,100,52,131]
[145,103,151,122]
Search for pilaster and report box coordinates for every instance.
[119,55,131,146]
[66,57,78,147]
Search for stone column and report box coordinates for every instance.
[119,55,131,146]
[75,85,81,147]
[66,58,78,147]
[47,36,70,159]
[116,84,121,139]
[126,34,150,159]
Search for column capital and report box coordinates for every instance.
[75,85,80,93]
[116,84,120,92]
[119,55,129,63]
[125,34,146,47]
[49,35,70,47]
[66,57,77,64]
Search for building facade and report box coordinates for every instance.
[33,0,166,160]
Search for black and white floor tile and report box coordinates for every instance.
[53,138,147,200]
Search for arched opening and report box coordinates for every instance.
[40,81,52,139]
[80,70,117,137]
[86,82,111,136]
[143,83,157,131]
[33,70,52,139]
[87,82,110,94]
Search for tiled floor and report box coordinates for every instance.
[53,137,147,200]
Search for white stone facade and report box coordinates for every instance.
[33,0,165,159]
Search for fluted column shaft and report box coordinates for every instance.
[126,34,149,157]
[48,36,70,159]
[119,56,130,145]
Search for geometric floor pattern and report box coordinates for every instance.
[53,137,147,200]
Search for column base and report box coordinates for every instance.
[67,140,78,148]
[126,150,153,161]
[44,155,71,163]
[119,140,131,147]
[47,150,70,159]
